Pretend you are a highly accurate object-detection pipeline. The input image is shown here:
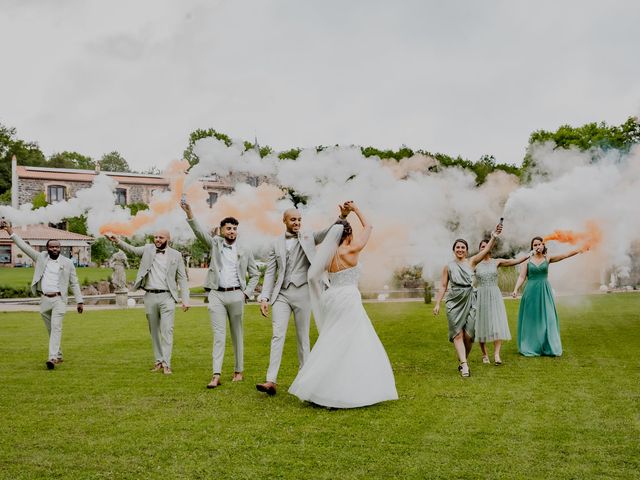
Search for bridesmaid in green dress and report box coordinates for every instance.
[474,239,528,365]
[433,223,503,377]
[512,237,584,357]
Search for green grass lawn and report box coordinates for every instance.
[0,267,137,288]
[0,295,638,479]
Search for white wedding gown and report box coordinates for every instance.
[289,265,398,408]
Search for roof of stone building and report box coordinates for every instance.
[0,224,94,241]
[16,166,232,187]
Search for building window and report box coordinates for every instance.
[47,185,66,203]
[207,192,218,208]
[115,188,127,206]
[0,245,10,264]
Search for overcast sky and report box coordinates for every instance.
[1,0,639,170]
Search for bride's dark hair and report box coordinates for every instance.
[334,219,352,244]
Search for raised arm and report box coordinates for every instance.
[432,265,449,315]
[496,254,529,268]
[344,202,372,253]
[8,230,40,262]
[549,248,583,264]
[469,224,502,268]
[180,201,214,248]
[106,235,145,257]
[511,262,528,297]
[312,202,351,245]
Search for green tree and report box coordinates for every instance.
[99,151,130,172]
[0,123,46,198]
[183,128,232,166]
[48,151,95,170]
[31,191,48,209]
[522,116,640,180]
[67,215,88,235]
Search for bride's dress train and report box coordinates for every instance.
[289,266,398,408]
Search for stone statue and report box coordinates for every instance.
[109,250,129,292]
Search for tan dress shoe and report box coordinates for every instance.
[207,374,222,389]
[151,362,163,372]
[163,365,173,375]
[232,372,244,382]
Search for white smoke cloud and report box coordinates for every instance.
[3,136,639,293]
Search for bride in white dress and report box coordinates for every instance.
[289,202,398,408]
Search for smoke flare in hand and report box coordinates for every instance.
[543,221,602,252]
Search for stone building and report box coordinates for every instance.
[12,161,234,210]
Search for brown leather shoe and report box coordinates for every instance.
[53,358,64,365]
[150,362,163,372]
[256,381,276,396]
[207,374,222,389]
[232,372,243,382]
[163,364,173,375]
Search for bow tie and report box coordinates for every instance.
[156,249,166,254]
[222,243,233,249]
[285,233,298,239]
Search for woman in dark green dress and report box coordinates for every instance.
[433,223,503,377]
[512,237,584,357]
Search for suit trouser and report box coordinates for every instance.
[40,296,66,360]
[266,284,311,383]
[144,292,176,367]
[208,289,245,374]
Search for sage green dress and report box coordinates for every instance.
[445,261,476,342]
[474,259,511,342]
[517,258,562,356]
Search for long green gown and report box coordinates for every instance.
[517,259,562,356]
[445,261,476,342]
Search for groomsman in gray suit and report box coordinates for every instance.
[1,221,83,370]
[106,230,190,375]
[256,204,351,395]
[180,202,260,389]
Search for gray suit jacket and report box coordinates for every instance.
[187,218,260,298]
[260,224,334,305]
[116,239,190,305]
[10,233,83,304]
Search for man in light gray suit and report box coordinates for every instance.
[1,221,83,370]
[106,230,190,375]
[181,202,260,388]
[256,204,351,395]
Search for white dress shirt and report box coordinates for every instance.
[145,251,170,290]
[219,242,241,288]
[41,258,61,293]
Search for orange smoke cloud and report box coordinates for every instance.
[99,160,200,236]
[543,221,602,252]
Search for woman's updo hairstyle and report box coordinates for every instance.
[334,219,353,244]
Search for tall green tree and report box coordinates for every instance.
[0,123,46,198]
[99,151,130,172]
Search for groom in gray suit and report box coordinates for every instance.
[1,221,83,370]
[107,230,190,375]
[256,204,350,395]
[180,202,260,389]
